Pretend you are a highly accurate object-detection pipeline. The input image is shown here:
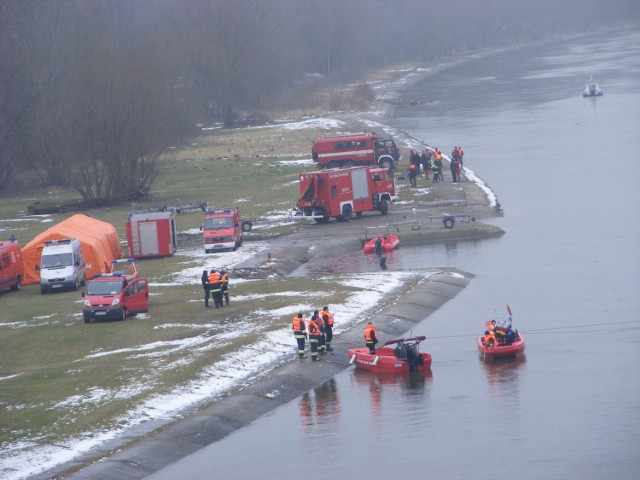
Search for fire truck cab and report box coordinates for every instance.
[296,166,396,223]
[82,259,148,322]
[312,132,400,170]
[202,209,251,253]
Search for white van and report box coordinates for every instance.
[38,238,86,293]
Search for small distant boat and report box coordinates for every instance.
[478,331,525,359]
[348,336,432,373]
[361,226,399,254]
[583,76,603,97]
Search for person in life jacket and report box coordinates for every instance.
[220,270,229,306]
[311,310,326,354]
[320,306,335,352]
[364,322,378,354]
[208,269,223,308]
[307,317,322,361]
[485,319,497,331]
[482,330,496,347]
[408,163,418,187]
[292,313,307,358]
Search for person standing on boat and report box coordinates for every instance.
[364,322,378,354]
[320,306,335,352]
[308,316,322,361]
[292,313,307,358]
[201,270,211,308]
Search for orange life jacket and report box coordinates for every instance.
[208,272,221,287]
[364,324,377,342]
[308,320,320,337]
[292,317,306,333]
[483,333,496,346]
[321,311,334,327]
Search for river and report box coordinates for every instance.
[147,28,640,479]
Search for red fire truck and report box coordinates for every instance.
[296,166,396,223]
[202,209,252,253]
[311,132,400,170]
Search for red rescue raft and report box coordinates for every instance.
[363,234,399,254]
[477,332,525,359]
[348,336,431,373]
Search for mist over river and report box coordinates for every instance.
[147,28,640,480]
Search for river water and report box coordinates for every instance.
[148,28,640,479]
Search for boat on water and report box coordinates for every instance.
[361,225,399,254]
[348,336,432,373]
[479,304,525,359]
[583,76,603,97]
[478,332,525,359]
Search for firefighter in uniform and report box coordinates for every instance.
[320,306,334,352]
[307,316,321,361]
[292,313,307,358]
[220,270,229,306]
[311,310,326,354]
[208,269,223,308]
[201,270,211,308]
[364,322,378,354]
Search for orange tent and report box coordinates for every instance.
[21,214,123,285]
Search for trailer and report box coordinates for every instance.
[295,166,397,223]
[126,211,177,259]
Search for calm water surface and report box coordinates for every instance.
[149,28,640,480]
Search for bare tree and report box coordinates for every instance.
[54,50,172,201]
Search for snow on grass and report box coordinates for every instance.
[0,269,427,480]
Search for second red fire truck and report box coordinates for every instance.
[296,166,396,223]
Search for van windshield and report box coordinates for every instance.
[86,280,125,295]
[42,253,72,268]
[204,217,233,229]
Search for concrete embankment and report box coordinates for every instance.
[43,269,472,480]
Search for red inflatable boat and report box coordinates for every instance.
[348,336,432,373]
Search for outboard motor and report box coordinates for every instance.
[405,343,419,372]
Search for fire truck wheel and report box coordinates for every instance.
[443,216,455,229]
[379,199,389,215]
[327,162,339,169]
[343,160,355,167]
[341,204,353,220]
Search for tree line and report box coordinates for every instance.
[1,0,637,200]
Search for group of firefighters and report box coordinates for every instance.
[201,269,229,308]
[482,317,517,347]
[292,307,336,361]
[407,146,464,187]
[292,310,382,360]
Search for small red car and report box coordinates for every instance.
[82,259,149,322]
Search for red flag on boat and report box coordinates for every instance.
[507,304,513,316]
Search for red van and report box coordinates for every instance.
[82,259,149,322]
[0,238,24,292]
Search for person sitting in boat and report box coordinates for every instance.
[485,319,497,331]
[482,330,496,347]
[364,322,378,354]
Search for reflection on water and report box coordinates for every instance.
[350,369,433,420]
[482,355,526,408]
[298,378,340,433]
